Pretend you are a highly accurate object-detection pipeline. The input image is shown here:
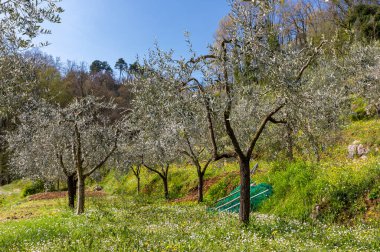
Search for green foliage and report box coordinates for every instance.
[90,60,113,74]
[21,180,45,197]
[350,97,370,121]
[369,183,380,200]
[348,4,380,41]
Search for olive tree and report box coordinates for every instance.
[124,1,378,224]
[128,122,178,200]
[8,96,119,214]
[182,1,326,223]
[0,0,63,184]
[0,0,63,116]
[135,1,365,224]
[194,1,379,223]
[129,52,186,200]
[112,129,141,194]
[7,100,78,208]
[129,46,224,203]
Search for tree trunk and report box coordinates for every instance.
[137,176,140,195]
[286,123,294,161]
[198,171,204,203]
[76,175,85,214]
[239,158,251,225]
[163,176,169,200]
[67,174,77,209]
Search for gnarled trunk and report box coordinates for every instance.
[67,174,77,209]
[239,158,250,224]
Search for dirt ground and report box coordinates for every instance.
[28,191,106,201]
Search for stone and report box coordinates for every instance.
[357,144,369,157]
[348,144,357,159]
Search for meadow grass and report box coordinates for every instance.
[0,195,379,251]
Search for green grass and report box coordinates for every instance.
[0,180,31,209]
[255,158,380,223]
[101,160,240,200]
[342,119,380,146]
[0,196,379,251]
[329,118,380,160]
[0,119,379,251]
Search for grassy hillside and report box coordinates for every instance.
[0,119,379,251]
[106,119,380,224]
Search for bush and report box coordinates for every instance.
[350,97,370,121]
[369,184,380,200]
[21,180,45,197]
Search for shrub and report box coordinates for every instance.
[21,180,45,197]
[350,97,370,121]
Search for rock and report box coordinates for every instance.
[357,144,369,157]
[348,144,357,159]
[348,141,370,159]
[93,185,103,191]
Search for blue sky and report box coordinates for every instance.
[39,0,230,69]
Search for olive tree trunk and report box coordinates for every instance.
[239,158,251,224]
[198,171,204,203]
[76,173,85,215]
[67,174,77,209]
[163,176,169,200]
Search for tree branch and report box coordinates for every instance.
[221,39,245,160]
[269,117,287,124]
[201,158,213,175]
[295,40,326,82]
[143,163,165,180]
[184,78,230,161]
[246,104,285,158]
[188,55,216,64]
[56,153,68,176]
[84,130,119,177]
